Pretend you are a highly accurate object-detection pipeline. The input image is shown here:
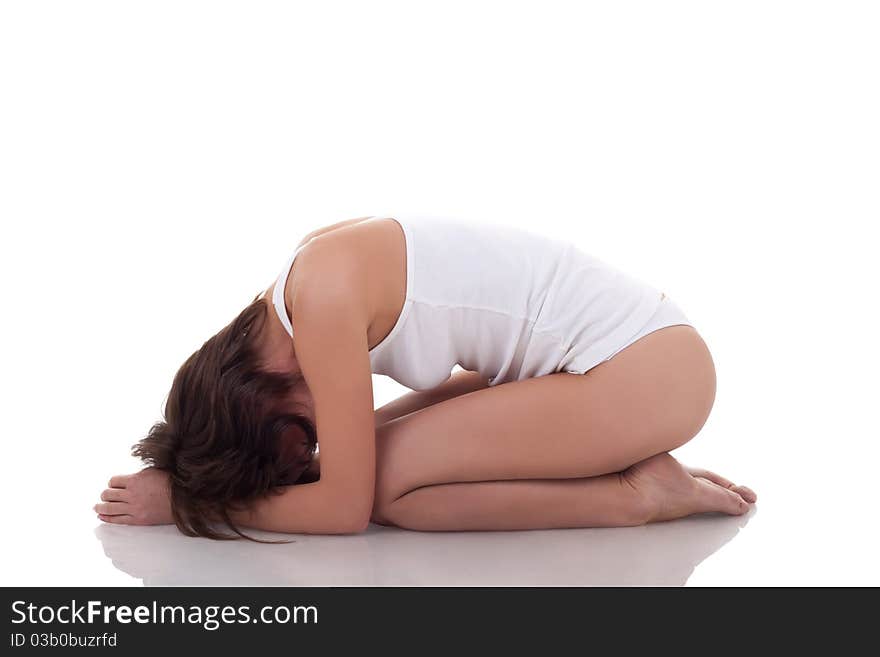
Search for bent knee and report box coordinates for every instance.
[664,328,717,449]
[685,329,716,433]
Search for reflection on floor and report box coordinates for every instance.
[95,508,754,586]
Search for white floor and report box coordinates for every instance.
[0,486,875,586]
[92,513,753,587]
[4,442,878,587]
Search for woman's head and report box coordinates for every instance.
[132,296,317,539]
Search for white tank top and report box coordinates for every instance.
[272,215,663,391]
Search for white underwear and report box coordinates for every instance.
[600,294,693,364]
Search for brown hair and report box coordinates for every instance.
[132,296,317,540]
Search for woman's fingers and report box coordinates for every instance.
[100,488,130,502]
[98,513,134,525]
[108,474,131,488]
[94,501,129,516]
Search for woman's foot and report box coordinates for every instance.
[621,453,757,523]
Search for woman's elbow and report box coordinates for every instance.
[327,510,370,534]
[327,497,373,534]
[338,516,371,534]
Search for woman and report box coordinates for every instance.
[95,215,756,538]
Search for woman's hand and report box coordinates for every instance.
[95,467,174,526]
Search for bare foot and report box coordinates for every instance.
[621,453,757,523]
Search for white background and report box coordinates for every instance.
[1,1,877,586]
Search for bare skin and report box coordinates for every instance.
[366,324,756,531]
[96,217,756,532]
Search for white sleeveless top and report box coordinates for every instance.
[272,215,664,391]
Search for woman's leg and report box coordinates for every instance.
[371,454,755,530]
[371,325,755,529]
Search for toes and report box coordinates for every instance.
[732,484,757,504]
[688,467,734,489]
[697,479,749,516]
[720,489,749,516]
[689,467,756,504]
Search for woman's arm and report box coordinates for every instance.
[231,237,377,534]
[374,370,491,426]
[98,237,377,534]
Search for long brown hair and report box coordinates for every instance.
[132,296,317,539]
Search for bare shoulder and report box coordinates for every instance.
[287,224,373,318]
[298,216,375,246]
[296,217,400,278]
[266,216,403,328]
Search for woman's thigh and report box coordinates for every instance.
[373,325,716,507]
